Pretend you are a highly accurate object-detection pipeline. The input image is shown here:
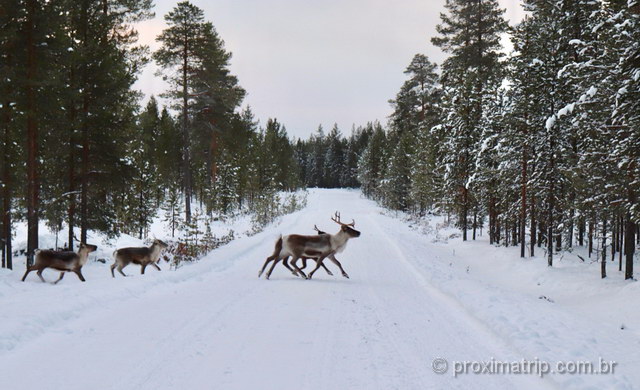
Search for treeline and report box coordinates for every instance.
[357,0,640,279]
[0,0,301,269]
[294,123,374,188]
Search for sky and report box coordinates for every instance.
[133,0,525,139]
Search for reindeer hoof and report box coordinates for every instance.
[343,273,350,279]
[327,271,334,276]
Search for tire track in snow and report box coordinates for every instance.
[361,212,558,390]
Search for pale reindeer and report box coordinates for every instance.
[261,225,337,278]
[296,225,350,278]
[259,212,360,280]
[21,242,98,283]
[111,239,168,278]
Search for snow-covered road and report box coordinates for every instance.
[1,189,636,389]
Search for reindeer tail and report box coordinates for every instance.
[273,236,283,257]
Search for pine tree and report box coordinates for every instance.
[389,54,440,135]
[432,0,508,241]
[154,1,210,224]
[0,0,21,268]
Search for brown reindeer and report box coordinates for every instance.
[21,243,98,283]
[111,239,168,278]
[258,212,360,280]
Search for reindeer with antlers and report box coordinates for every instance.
[295,225,351,278]
[258,212,360,280]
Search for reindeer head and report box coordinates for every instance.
[331,212,361,238]
[78,242,98,252]
[313,225,328,235]
[153,239,169,249]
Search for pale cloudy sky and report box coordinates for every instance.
[133,0,525,138]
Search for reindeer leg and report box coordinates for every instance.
[318,259,333,276]
[280,256,298,276]
[53,272,65,284]
[290,257,307,280]
[110,263,117,278]
[36,268,47,283]
[117,265,128,277]
[141,264,147,274]
[151,262,161,271]
[266,257,283,280]
[259,255,276,278]
[329,254,349,279]
[21,265,37,282]
[300,258,307,270]
[307,255,328,280]
[74,269,86,282]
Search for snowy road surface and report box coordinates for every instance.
[1,189,636,389]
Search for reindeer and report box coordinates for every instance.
[260,225,335,278]
[258,212,360,280]
[111,239,168,278]
[296,225,350,278]
[21,242,98,283]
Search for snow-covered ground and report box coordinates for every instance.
[0,189,637,389]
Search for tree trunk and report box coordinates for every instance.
[547,210,553,267]
[601,218,607,279]
[80,0,89,244]
[538,219,544,248]
[588,220,593,257]
[568,204,574,248]
[578,217,584,246]
[472,209,477,240]
[530,196,535,257]
[2,97,12,269]
[461,187,468,241]
[182,36,192,223]
[26,0,39,267]
[619,216,623,272]
[67,78,76,251]
[520,151,527,257]
[625,213,635,280]
[611,215,616,260]
[139,184,144,239]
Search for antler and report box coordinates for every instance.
[313,224,321,233]
[331,211,355,227]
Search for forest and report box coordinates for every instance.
[0,0,313,269]
[1,0,639,281]
[356,0,640,279]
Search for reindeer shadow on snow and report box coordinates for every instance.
[258,212,361,280]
